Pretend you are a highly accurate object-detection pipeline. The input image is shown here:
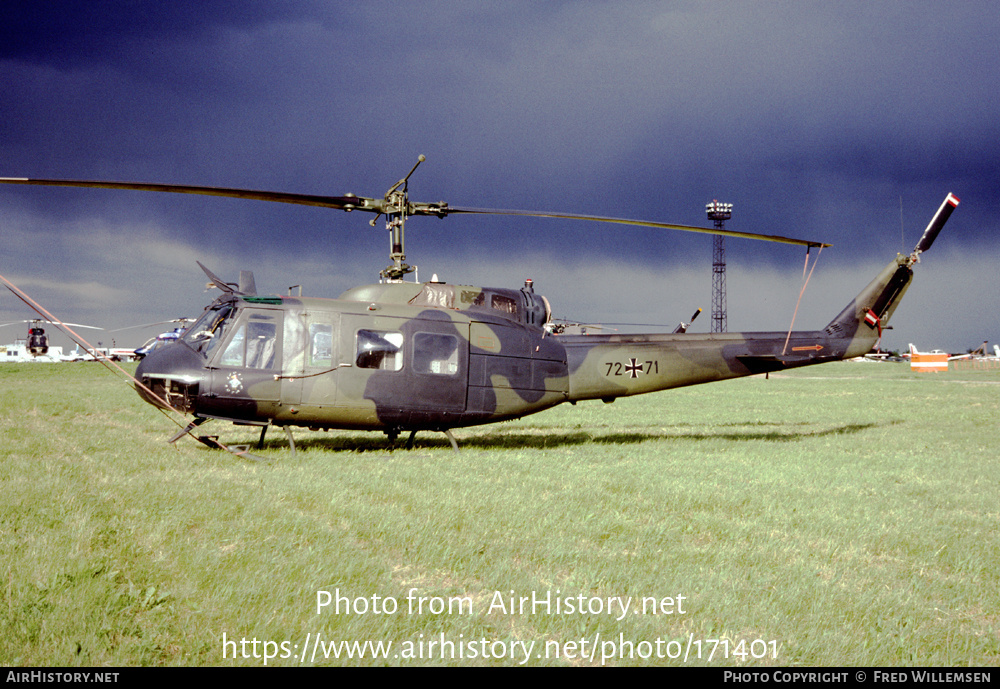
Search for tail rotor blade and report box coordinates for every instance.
[913,193,960,255]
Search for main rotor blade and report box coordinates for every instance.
[197,261,237,294]
[0,177,378,213]
[443,207,831,248]
[105,319,194,333]
[1,176,830,246]
[0,320,102,329]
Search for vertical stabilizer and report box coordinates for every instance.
[824,193,958,356]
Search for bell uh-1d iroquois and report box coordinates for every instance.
[0,160,959,453]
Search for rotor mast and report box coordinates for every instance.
[375,155,426,282]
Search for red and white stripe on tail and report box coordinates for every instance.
[913,193,960,258]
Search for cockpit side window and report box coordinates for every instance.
[246,316,278,368]
[220,325,246,367]
[218,312,280,369]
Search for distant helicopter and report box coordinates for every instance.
[26,321,47,355]
[0,162,959,452]
[107,319,197,360]
[0,319,102,359]
[133,327,187,360]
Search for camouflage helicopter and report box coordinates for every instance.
[0,161,958,453]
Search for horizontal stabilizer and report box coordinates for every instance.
[913,193,959,255]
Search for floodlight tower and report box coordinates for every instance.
[706,200,733,333]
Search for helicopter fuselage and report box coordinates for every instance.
[134,253,906,438]
[137,280,570,434]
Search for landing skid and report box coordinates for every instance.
[169,418,460,456]
[391,428,460,452]
[166,417,286,461]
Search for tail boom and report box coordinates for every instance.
[560,193,957,402]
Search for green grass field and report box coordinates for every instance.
[2,360,997,666]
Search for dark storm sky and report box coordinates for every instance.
[2,2,997,352]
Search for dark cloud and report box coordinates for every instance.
[1,2,308,61]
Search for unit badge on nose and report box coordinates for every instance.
[226,372,244,393]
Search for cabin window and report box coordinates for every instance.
[356,329,403,371]
[462,290,484,306]
[409,283,455,308]
[309,323,333,368]
[413,333,459,376]
[491,294,518,315]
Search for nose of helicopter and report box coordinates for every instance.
[135,342,206,413]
